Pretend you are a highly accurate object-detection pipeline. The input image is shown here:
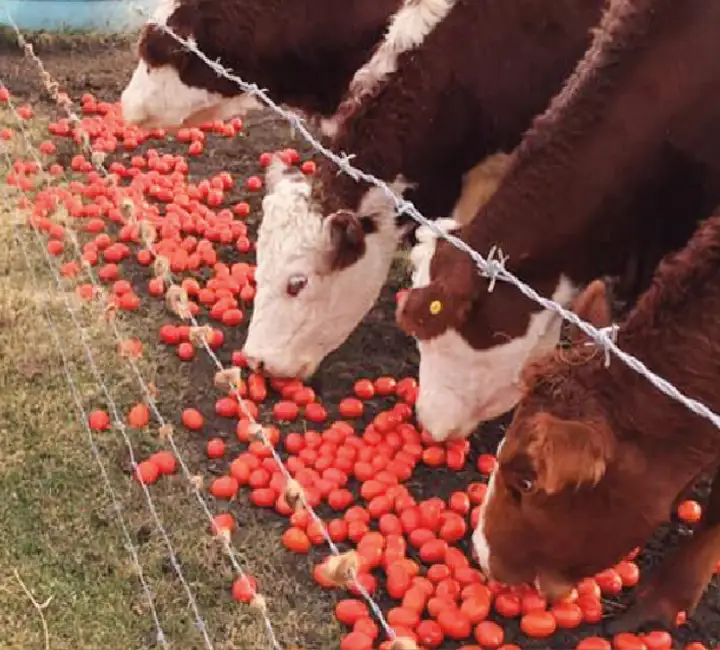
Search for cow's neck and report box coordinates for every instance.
[582,231,720,462]
[461,0,720,289]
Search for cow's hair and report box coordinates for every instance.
[313,0,605,226]
[321,0,457,139]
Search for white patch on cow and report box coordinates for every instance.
[472,438,505,577]
[121,60,263,129]
[320,0,456,138]
[243,164,410,378]
[120,0,262,129]
[152,0,179,24]
[409,227,578,441]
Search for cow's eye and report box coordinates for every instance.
[286,274,308,297]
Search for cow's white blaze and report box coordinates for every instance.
[409,223,578,441]
[242,160,408,378]
[120,0,261,129]
[320,0,456,138]
[472,437,505,576]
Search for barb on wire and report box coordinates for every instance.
[130,2,720,433]
[0,173,169,648]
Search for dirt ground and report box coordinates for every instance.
[0,31,718,650]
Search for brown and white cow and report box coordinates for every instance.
[473,209,720,631]
[120,0,403,129]
[241,0,605,379]
[397,0,720,441]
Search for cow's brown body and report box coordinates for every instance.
[399,0,720,370]
[314,0,606,244]
[478,208,720,631]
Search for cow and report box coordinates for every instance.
[119,0,403,130]
[241,0,606,379]
[396,0,720,442]
[472,208,720,632]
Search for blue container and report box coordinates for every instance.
[1,0,155,33]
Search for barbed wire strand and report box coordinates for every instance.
[129,3,720,433]
[0,96,287,650]
[0,136,216,648]
[2,15,402,644]
[0,157,170,650]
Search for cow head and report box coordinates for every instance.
[471,281,667,601]
[121,0,262,130]
[396,225,578,441]
[242,157,410,379]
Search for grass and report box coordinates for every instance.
[0,109,341,649]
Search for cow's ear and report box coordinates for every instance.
[321,210,369,272]
[567,279,613,344]
[397,239,480,339]
[527,412,615,495]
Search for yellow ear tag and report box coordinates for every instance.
[429,300,443,315]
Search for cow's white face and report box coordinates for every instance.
[120,0,261,129]
[242,159,407,379]
[405,222,578,441]
[121,61,262,129]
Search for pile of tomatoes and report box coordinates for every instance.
[2,83,715,650]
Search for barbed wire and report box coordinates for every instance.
[1,17,404,647]
[129,2,720,433]
[0,154,170,649]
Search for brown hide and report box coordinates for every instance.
[313,0,605,252]
[481,208,720,627]
[138,0,401,117]
[397,0,720,351]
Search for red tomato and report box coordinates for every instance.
[335,599,369,626]
[340,632,373,650]
[677,499,702,524]
[206,438,226,459]
[437,608,472,640]
[460,595,490,624]
[150,451,176,475]
[89,409,110,431]
[615,560,640,588]
[612,633,648,650]
[210,476,239,499]
[474,621,504,648]
[595,568,623,596]
[642,631,672,650]
[386,563,412,599]
[552,602,583,629]
[416,620,444,648]
[520,610,557,638]
[374,376,397,396]
[135,460,159,485]
[354,379,375,399]
[282,527,311,554]
[231,575,257,602]
[476,454,497,474]
[181,408,204,430]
